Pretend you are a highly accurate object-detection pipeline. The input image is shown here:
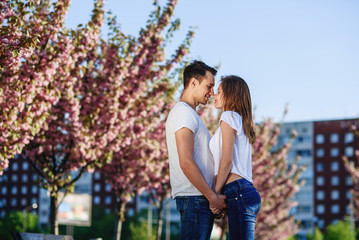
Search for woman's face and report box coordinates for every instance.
[214,84,224,110]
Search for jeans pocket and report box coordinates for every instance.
[197,199,212,224]
[176,198,194,222]
[240,189,261,215]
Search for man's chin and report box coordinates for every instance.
[200,100,209,105]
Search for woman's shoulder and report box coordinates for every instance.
[220,111,242,133]
[220,111,242,121]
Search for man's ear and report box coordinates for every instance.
[190,77,198,87]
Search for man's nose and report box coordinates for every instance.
[210,88,214,96]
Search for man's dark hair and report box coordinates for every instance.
[183,60,217,89]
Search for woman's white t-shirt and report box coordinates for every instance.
[209,111,253,183]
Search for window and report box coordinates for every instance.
[105,196,112,205]
[296,150,311,157]
[346,191,352,200]
[330,162,339,171]
[316,134,325,144]
[345,147,354,157]
[331,219,339,225]
[330,133,339,143]
[1,186,7,195]
[316,191,325,200]
[316,163,324,172]
[105,184,111,192]
[22,174,28,182]
[32,174,38,181]
[21,186,28,195]
[11,174,18,182]
[318,220,325,229]
[317,176,325,186]
[31,198,37,205]
[331,205,340,214]
[0,199,6,208]
[22,162,29,170]
[330,148,339,157]
[21,198,27,206]
[316,149,324,158]
[11,198,17,206]
[12,162,19,171]
[346,206,352,215]
[296,136,311,144]
[331,176,339,186]
[94,196,100,205]
[0,175,8,183]
[11,186,18,195]
[94,183,101,192]
[297,206,311,213]
[301,220,312,229]
[346,176,352,185]
[345,132,354,143]
[317,205,325,214]
[331,190,339,200]
[31,186,38,194]
[94,172,101,180]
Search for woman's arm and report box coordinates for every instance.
[214,121,236,194]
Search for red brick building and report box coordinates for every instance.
[313,119,358,229]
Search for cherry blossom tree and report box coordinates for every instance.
[20,0,106,234]
[253,118,305,240]
[94,1,194,239]
[0,0,72,174]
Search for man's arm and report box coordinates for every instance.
[175,127,226,210]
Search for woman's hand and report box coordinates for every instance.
[210,207,226,219]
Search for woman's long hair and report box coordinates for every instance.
[220,75,256,144]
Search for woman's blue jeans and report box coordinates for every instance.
[222,178,261,240]
[175,196,214,240]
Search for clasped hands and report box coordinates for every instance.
[209,194,227,219]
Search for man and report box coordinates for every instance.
[166,60,226,240]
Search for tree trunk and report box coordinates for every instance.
[114,198,127,240]
[50,192,59,235]
[156,200,164,240]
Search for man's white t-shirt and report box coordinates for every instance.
[165,102,214,198]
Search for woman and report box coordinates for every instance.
[209,75,261,239]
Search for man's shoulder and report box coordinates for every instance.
[169,102,196,118]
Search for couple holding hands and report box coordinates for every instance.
[166,61,261,240]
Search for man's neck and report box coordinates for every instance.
[180,91,197,110]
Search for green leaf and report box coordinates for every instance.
[30,127,36,136]
[12,49,20,57]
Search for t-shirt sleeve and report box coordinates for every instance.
[220,111,242,135]
[173,107,198,134]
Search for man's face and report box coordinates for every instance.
[195,71,215,105]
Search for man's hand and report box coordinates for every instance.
[209,194,226,211]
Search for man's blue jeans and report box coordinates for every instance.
[175,196,214,240]
[222,178,261,240]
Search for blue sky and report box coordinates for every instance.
[65,0,359,122]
